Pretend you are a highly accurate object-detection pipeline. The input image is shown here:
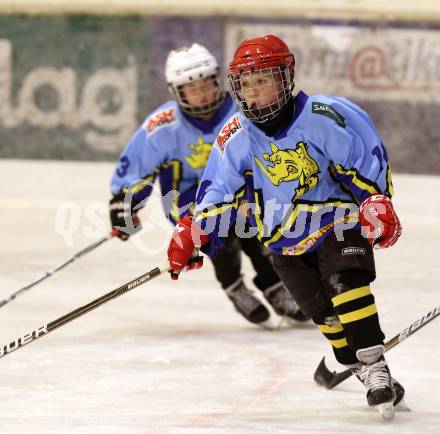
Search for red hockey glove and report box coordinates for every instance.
[167,215,209,280]
[359,194,402,249]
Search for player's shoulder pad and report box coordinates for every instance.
[143,101,178,136]
[214,113,244,155]
[309,95,347,129]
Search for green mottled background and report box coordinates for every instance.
[0,15,149,160]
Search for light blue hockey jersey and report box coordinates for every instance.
[110,94,236,225]
[194,91,394,256]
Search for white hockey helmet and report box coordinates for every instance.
[165,43,225,118]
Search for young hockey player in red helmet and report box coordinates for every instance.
[167,35,404,419]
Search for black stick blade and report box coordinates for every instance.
[313,357,353,389]
[314,357,335,388]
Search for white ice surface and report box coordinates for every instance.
[0,159,439,434]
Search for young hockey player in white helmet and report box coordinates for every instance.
[109,43,306,328]
[167,35,405,419]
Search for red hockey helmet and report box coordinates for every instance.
[229,34,295,75]
[228,35,295,123]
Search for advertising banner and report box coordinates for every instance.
[1,15,439,173]
[225,20,440,174]
[0,15,149,159]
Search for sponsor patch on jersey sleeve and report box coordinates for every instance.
[311,102,346,128]
[214,115,243,155]
[143,108,177,135]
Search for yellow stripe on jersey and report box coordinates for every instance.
[331,286,372,308]
[252,191,265,240]
[333,165,379,196]
[386,161,394,197]
[338,304,378,324]
[196,203,234,219]
[264,202,315,246]
[161,160,183,223]
[280,213,358,255]
[265,200,354,248]
[122,171,158,194]
[195,188,246,222]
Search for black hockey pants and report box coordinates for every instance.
[272,229,386,365]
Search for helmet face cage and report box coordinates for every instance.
[169,72,225,118]
[165,44,225,118]
[228,59,294,124]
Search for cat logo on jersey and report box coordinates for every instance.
[255,141,320,200]
[144,108,176,135]
[185,137,213,169]
[215,115,242,154]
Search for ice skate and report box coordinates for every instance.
[353,345,397,420]
[225,278,272,328]
[350,366,406,410]
[391,379,410,411]
[261,282,308,323]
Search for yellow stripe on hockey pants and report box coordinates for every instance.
[317,322,348,349]
[331,285,378,324]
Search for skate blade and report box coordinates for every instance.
[278,316,296,328]
[377,402,395,420]
[257,319,277,330]
[269,316,287,330]
[395,397,411,412]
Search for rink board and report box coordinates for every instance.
[0,14,440,174]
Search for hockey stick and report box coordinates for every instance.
[314,304,440,389]
[0,262,173,359]
[0,232,116,308]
